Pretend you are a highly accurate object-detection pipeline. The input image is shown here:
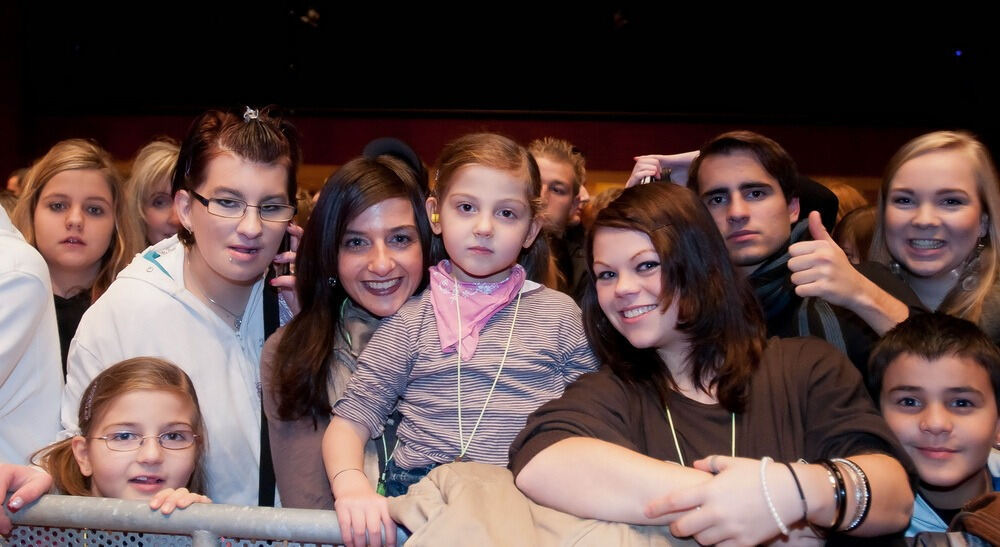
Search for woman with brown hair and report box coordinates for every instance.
[511,182,914,545]
[63,106,300,506]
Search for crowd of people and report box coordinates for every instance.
[2,105,1000,546]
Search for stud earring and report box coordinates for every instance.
[328,277,338,288]
[431,213,440,223]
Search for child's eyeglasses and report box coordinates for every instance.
[90,431,199,451]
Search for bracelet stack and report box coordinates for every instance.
[832,458,872,531]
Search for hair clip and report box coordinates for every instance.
[243,106,260,122]
[82,380,99,422]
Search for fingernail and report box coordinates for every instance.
[8,497,23,510]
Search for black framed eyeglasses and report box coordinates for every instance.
[91,431,199,451]
[190,190,296,222]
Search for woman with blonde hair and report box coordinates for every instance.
[869,131,1000,342]
[125,138,181,245]
[12,139,143,369]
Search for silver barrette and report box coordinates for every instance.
[243,106,260,122]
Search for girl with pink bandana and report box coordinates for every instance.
[322,133,598,547]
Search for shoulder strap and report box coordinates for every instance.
[258,271,280,506]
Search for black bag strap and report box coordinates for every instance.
[258,275,280,506]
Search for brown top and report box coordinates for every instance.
[510,336,909,476]
[261,300,383,509]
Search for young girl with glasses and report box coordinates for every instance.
[323,133,599,547]
[0,358,209,521]
[62,106,300,506]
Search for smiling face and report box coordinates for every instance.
[697,151,800,275]
[176,153,290,286]
[71,390,199,501]
[142,177,180,244]
[338,197,424,317]
[32,169,116,281]
[427,164,541,283]
[880,352,1000,499]
[885,149,987,283]
[591,227,686,362]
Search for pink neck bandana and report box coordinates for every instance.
[428,260,526,360]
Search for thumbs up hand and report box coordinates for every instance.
[787,210,861,308]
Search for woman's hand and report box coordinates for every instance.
[0,463,52,535]
[788,211,864,308]
[646,456,803,547]
[625,152,699,188]
[333,470,397,547]
[789,211,908,335]
[271,223,304,315]
[148,487,211,515]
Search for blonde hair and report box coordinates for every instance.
[32,357,207,496]
[821,179,869,223]
[12,139,143,301]
[527,137,586,194]
[125,139,180,244]
[870,131,1000,321]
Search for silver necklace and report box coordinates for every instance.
[205,294,244,330]
[186,256,245,331]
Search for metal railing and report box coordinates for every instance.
[4,494,407,546]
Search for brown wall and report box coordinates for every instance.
[17,112,937,193]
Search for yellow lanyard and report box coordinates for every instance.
[664,404,735,467]
[454,280,522,461]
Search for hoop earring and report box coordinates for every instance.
[961,238,987,291]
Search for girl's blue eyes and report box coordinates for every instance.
[47,202,105,215]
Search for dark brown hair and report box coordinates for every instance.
[171,106,300,246]
[271,155,431,423]
[431,132,549,282]
[869,312,1000,408]
[33,357,207,496]
[582,183,766,412]
[688,130,800,202]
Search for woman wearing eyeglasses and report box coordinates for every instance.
[62,106,300,507]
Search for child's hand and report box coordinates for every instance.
[333,471,396,547]
[0,463,52,535]
[148,487,211,515]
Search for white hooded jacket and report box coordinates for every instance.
[63,235,266,505]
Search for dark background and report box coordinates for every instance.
[3,2,997,181]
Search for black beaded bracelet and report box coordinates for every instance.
[821,459,848,531]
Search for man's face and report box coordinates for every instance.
[535,155,578,233]
[697,151,799,276]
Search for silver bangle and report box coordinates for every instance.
[760,457,790,536]
[832,458,870,531]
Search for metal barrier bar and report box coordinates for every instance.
[4,494,407,544]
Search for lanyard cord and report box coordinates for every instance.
[664,405,735,467]
[455,280,522,460]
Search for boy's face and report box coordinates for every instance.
[880,352,1000,491]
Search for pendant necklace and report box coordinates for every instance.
[186,256,246,331]
[453,278,522,462]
